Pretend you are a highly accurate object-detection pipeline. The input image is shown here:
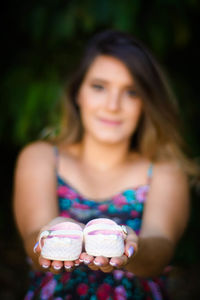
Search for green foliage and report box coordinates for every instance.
[1,66,62,144]
[1,0,200,148]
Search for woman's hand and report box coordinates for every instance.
[33,221,138,274]
[33,217,84,273]
[79,226,138,273]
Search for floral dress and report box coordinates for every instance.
[25,147,169,300]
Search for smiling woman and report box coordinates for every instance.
[56,30,195,170]
[77,55,143,145]
[13,29,197,300]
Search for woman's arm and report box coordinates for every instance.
[81,161,189,276]
[13,141,60,269]
[125,161,190,277]
[14,141,84,272]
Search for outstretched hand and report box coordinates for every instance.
[33,217,84,273]
[34,242,81,273]
[79,226,138,273]
[33,222,138,274]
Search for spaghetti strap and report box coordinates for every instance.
[53,145,59,174]
[147,163,153,185]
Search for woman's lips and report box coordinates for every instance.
[98,118,122,126]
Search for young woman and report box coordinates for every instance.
[14,30,193,299]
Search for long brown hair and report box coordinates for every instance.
[49,29,198,177]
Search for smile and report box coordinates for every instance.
[98,118,122,126]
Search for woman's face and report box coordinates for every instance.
[77,55,143,145]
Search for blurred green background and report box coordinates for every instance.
[0,1,200,299]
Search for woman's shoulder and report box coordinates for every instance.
[16,140,56,169]
[151,159,188,189]
[18,140,54,157]
[128,152,187,185]
[16,140,80,170]
[153,159,185,174]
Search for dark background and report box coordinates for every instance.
[0,1,200,299]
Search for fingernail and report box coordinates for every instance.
[93,261,102,266]
[42,264,49,269]
[33,241,39,253]
[84,260,90,265]
[65,265,72,269]
[109,261,118,267]
[54,265,62,270]
[128,246,134,258]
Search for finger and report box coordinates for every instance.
[93,256,109,267]
[109,255,128,268]
[64,261,75,271]
[82,254,94,265]
[79,252,89,263]
[51,260,64,272]
[39,256,51,269]
[33,241,40,254]
[124,241,138,258]
[74,259,81,267]
[124,226,138,258]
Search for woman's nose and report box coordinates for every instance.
[105,91,121,111]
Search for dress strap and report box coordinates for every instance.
[53,145,59,174]
[147,163,154,185]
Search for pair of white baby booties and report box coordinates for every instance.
[39,218,127,261]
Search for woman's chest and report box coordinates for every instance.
[58,157,149,201]
[57,175,149,233]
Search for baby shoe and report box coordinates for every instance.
[83,218,127,257]
[39,222,83,261]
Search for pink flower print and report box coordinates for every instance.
[98,204,108,212]
[41,272,53,287]
[66,189,78,199]
[73,202,90,210]
[113,194,127,207]
[58,186,69,197]
[130,210,140,218]
[89,274,96,283]
[58,186,78,199]
[113,270,125,281]
[148,281,162,300]
[115,285,127,296]
[142,281,151,292]
[136,186,149,203]
[40,278,57,299]
[60,211,71,218]
[125,271,135,279]
[61,272,71,284]
[114,285,127,300]
[77,283,89,296]
[97,283,113,300]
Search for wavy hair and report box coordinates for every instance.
[49,29,198,177]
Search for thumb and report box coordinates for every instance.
[124,240,138,258]
[33,224,50,254]
[123,226,138,258]
[33,241,41,254]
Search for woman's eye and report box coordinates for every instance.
[91,84,104,91]
[127,89,137,97]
